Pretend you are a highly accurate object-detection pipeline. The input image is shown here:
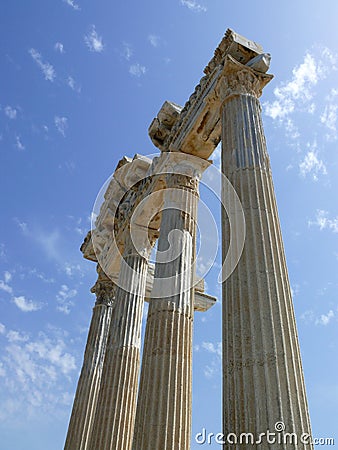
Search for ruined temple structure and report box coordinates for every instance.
[64,29,313,449]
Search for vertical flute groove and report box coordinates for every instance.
[64,274,114,450]
[88,248,148,450]
[222,92,313,449]
[133,174,201,450]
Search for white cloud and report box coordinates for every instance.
[316,310,334,326]
[148,34,160,48]
[54,42,64,53]
[264,50,336,122]
[63,262,81,277]
[320,104,338,140]
[309,210,338,233]
[67,76,81,93]
[129,63,147,77]
[0,323,5,334]
[56,284,77,314]
[13,296,41,312]
[15,218,28,233]
[29,48,56,82]
[4,106,17,119]
[180,0,207,12]
[84,25,104,53]
[15,135,25,150]
[0,280,12,294]
[7,330,29,343]
[4,271,11,283]
[26,336,76,374]
[0,272,12,294]
[204,365,216,378]
[54,116,68,137]
[202,341,222,357]
[0,243,5,260]
[0,327,77,421]
[122,42,133,61]
[63,0,80,10]
[300,310,315,324]
[15,220,64,262]
[299,149,327,181]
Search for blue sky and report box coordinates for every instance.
[0,1,338,449]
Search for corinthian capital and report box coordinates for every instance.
[91,265,115,307]
[215,55,273,103]
[154,152,210,191]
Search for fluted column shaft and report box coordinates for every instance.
[88,237,149,450]
[64,266,115,450]
[133,165,205,450]
[221,71,313,448]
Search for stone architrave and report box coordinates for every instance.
[88,229,156,450]
[219,57,313,448]
[64,265,115,450]
[133,153,209,450]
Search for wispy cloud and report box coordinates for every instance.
[63,262,82,277]
[129,63,147,77]
[15,220,63,262]
[122,42,133,61]
[320,99,338,141]
[63,0,80,10]
[54,42,64,54]
[180,0,207,12]
[54,116,68,137]
[265,49,336,126]
[4,271,11,283]
[15,135,25,150]
[0,271,12,294]
[299,147,327,181]
[4,106,17,119]
[0,326,77,421]
[13,296,41,312]
[202,341,222,357]
[84,25,104,53]
[7,330,29,343]
[56,284,77,314]
[0,280,12,294]
[316,310,335,326]
[265,54,319,120]
[197,341,222,378]
[29,48,56,82]
[148,34,160,48]
[308,210,338,233]
[66,76,81,93]
[301,308,336,326]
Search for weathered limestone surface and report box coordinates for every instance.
[65,28,313,450]
[133,157,209,450]
[88,233,153,450]
[220,62,313,448]
[64,266,115,450]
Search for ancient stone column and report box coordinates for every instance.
[220,60,313,448]
[64,265,115,450]
[88,229,153,450]
[133,155,209,450]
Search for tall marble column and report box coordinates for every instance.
[220,61,313,448]
[64,265,115,450]
[88,229,154,450]
[133,156,209,450]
